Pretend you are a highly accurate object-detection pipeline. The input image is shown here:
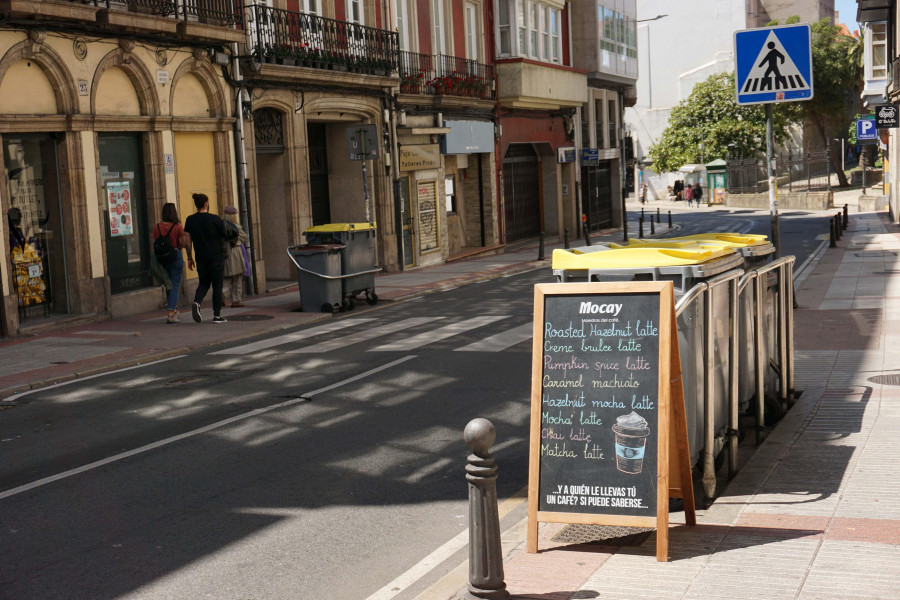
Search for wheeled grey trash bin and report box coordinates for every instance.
[304,223,379,309]
[287,244,344,313]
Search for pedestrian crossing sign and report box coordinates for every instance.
[734,24,813,105]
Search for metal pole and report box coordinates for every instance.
[657,207,661,223]
[843,203,849,229]
[766,104,781,258]
[564,228,569,249]
[463,419,510,600]
[650,216,655,235]
[829,216,836,247]
[668,210,672,227]
[728,276,740,478]
[638,216,644,238]
[755,274,766,445]
[702,284,716,499]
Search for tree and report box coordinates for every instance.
[799,18,862,187]
[647,72,794,173]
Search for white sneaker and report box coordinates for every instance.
[191,302,202,323]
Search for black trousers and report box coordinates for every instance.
[193,260,225,317]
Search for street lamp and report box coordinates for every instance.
[637,14,668,108]
[637,14,668,22]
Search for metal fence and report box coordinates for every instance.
[73,0,243,26]
[398,51,495,99]
[726,149,831,194]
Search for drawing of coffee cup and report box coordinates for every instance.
[612,411,650,474]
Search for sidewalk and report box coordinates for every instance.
[0,219,671,400]
[448,209,900,600]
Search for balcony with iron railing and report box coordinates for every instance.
[398,51,495,100]
[248,5,398,76]
[9,0,246,43]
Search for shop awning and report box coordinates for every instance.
[679,164,704,173]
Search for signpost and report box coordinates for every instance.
[527,281,695,561]
[735,23,813,258]
[346,124,379,223]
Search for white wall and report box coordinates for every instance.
[627,0,748,165]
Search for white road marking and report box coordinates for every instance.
[455,323,533,352]
[210,318,376,355]
[370,316,510,351]
[286,317,439,353]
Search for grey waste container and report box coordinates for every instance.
[304,223,379,308]
[552,246,745,473]
[287,244,344,313]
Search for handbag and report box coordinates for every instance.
[240,243,251,277]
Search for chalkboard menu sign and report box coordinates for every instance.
[527,281,695,562]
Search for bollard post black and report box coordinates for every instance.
[564,228,569,249]
[464,419,510,600]
[829,216,836,247]
[537,231,545,261]
[842,205,848,230]
[641,206,645,220]
[836,213,842,240]
[668,210,672,227]
[650,216,655,235]
[639,216,644,238]
[582,219,591,246]
[657,207,661,223]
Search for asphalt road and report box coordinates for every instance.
[0,207,829,600]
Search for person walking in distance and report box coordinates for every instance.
[153,203,188,323]
[184,193,228,323]
[684,181,694,208]
[692,182,704,207]
[223,205,249,308]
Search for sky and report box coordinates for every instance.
[834,0,858,30]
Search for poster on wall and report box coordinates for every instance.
[416,180,439,254]
[106,181,134,237]
[5,139,47,241]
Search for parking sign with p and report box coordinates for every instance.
[857,116,877,144]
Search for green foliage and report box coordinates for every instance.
[801,18,861,142]
[785,15,801,24]
[647,72,794,173]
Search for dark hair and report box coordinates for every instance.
[161,202,180,224]
[192,193,208,210]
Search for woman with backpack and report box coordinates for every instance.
[152,202,188,324]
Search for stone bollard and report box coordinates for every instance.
[537,231,545,261]
[842,204,848,230]
[668,210,672,227]
[464,418,510,600]
[564,228,570,249]
[639,217,644,238]
[829,216,836,248]
[657,207,661,223]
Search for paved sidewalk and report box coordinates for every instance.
[447,209,900,600]
[0,221,670,400]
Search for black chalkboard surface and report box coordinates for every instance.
[527,281,695,561]
[537,291,660,517]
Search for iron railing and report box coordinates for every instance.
[248,5,398,74]
[71,0,243,26]
[726,149,831,194]
[399,50,495,99]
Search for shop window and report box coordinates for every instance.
[445,174,457,214]
[98,133,151,294]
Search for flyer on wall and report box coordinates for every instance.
[106,181,134,237]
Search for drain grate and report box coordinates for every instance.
[226,314,275,322]
[868,374,900,386]
[551,524,653,546]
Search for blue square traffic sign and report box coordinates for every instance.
[734,24,813,105]
[857,116,877,143]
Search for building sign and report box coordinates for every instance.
[106,181,134,237]
[442,120,494,154]
[876,104,899,129]
[557,146,576,163]
[346,124,379,161]
[581,148,599,166]
[399,144,441,171]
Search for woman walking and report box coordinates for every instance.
[223,205,249,307]
[152,202,188,323]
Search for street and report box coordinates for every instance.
[0,207,828,600]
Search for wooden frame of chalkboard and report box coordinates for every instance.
[527,281,695,562]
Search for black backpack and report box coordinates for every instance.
[154,223,178,265]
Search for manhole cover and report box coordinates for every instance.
[226,314,275,321]
[551,524,653,546]
[868,374,900,386]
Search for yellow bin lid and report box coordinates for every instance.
[669,233,768,247]
[305,222,376,232]
[552,245,735,269]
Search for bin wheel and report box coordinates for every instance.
[343,297,355,311]
[366,292,378,305]
[764,395,784,426]
[321,303,334,314]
